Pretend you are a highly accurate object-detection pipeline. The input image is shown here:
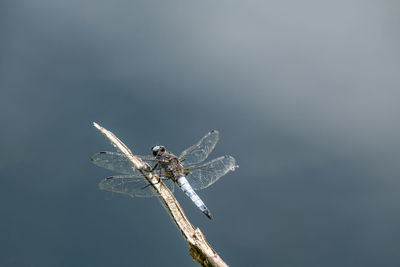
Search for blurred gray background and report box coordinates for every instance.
[1,0,400,266]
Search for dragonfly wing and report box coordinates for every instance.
[179,130,219,166]
[98,175,175,197]
[91,151,154,175]
[185,155,237,190]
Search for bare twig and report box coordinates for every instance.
[93,122,228,267]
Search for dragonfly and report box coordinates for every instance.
[91,130,237,219]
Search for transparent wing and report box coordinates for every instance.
[179,130,220,166]
[90,151,154,175]
[185,156,237,190]
[98,175,175,197]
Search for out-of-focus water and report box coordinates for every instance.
[1,1,400,266]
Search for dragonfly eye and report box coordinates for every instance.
[152,145,160,156]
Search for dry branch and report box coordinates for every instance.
[93,122,228,267]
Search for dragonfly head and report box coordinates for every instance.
[151,145,166,157]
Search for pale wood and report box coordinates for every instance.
[93,122,229,267]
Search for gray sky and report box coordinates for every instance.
[1,0,400,266]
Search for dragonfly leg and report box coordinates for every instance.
[140,177,165,189]
[142,163,158,173]
[152,163,159,171]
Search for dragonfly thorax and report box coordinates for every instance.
[152,146,184,178]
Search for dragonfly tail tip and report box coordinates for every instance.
[203,210,213,220]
